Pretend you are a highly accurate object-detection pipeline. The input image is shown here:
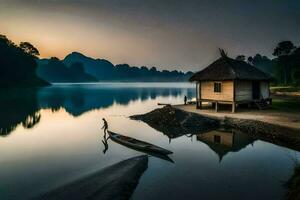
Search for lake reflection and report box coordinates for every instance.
[196,129,256,161]
[0,83,194,136]
[0,83,299,200]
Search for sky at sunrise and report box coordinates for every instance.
[0,0,300,71]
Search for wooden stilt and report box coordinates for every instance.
[232,102,236,113]
[196,100,202,109]
[215,102,218,112]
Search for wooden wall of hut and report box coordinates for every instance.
[200,80,233,102]
[235,80,252,101]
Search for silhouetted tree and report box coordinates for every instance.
[273,41,296,85]
[235,55,246,61]
[252,54,274,74]
[0,34,48,87]
[246,54,275,75]
[247,56,254,65]
[273,41,296,56]
[290,47,300,85]
[19,42,40,57]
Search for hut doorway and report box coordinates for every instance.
[252,81,260,100]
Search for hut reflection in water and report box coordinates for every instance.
[197,129,256,162]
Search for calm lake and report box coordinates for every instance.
[0,82,299,200]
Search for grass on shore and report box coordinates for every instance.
[271,86,300,93]
[271,98,300,113]
[286,164,300,200]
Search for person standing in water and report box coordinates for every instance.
[102,118,108,137]
[184,95,187,105]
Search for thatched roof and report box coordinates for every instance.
[190,56,273,82]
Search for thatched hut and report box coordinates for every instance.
[189,50,273,112]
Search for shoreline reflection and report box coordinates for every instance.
[0,83,194,136]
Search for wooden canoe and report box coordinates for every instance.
[157,103,171,106]
[108,131,173,155]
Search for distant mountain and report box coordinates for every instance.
[64,52,115,80]
[63,52,193,82]
[36,57,98,83]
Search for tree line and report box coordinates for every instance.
[63,52,193,82]
[0,34,49,87]
[235,41,300,86]
[0,34,193,87]
[1,33,299,86]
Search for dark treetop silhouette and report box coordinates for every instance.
[0,35,49,87]
[245,40,300,85]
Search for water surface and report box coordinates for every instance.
[0,83,298,200]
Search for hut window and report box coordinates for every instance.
[214,82,222,93]
[214,135,221,144]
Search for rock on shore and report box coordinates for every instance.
[130,105,219,138]
[34,155,148,200]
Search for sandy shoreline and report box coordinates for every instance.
[174,104,300,131]
[175,104,300,151]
